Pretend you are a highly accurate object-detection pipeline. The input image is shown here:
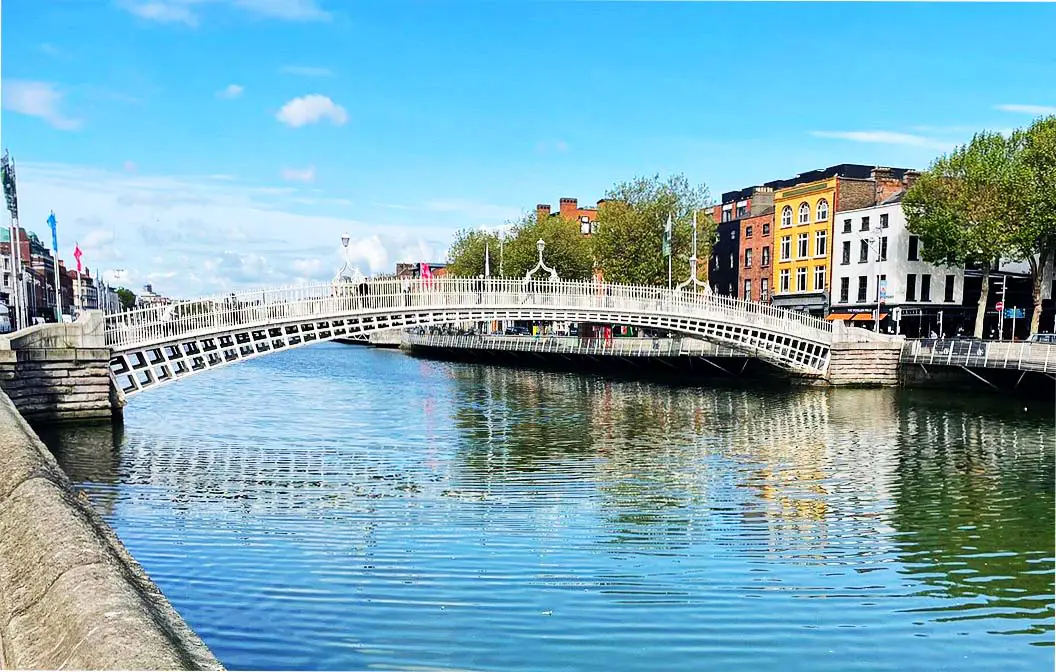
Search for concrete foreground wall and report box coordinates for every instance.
[0,312,119,424]
[0,391,221,670]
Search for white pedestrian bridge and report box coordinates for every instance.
[106,277,878,396]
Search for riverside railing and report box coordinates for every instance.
[403,332,745,358]
[104,277,837,351]
[900,338,1056,373]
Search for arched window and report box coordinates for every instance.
[798,202,810,225]
[816,198,829,221]
[781,206,792,227]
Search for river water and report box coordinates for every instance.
[41,343,1054,671]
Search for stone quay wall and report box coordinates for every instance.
[0,312,121,424]
[826,341,904,387]
[0,388,222,670]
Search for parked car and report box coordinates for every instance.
[1026,333,1056,344]
[934,337,987,357]
[504,326,530,336]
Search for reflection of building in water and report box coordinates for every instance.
[39,422,124,518]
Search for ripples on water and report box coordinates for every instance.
[42,343,1054,671]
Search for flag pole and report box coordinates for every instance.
[49,212,61,321]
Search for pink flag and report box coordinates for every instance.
[421,263,432,279]
[74,243,83,273]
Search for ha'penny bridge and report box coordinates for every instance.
[104,276,890,397]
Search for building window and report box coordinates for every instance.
[730,229,736,240]
[779,269,790,293]
[744,279,751,300]
[780,236,791,261]
[839,277,849,303]
[713,255,719,270]
[921,274,931,301]
[762,246,771,267]
[796,267,807,292]
[814,265,826,291]
[815,230,827,257]
[859,240,869,264]
[944,274,955,302]
[591,220,598,234]
[843,219,852,233]
[879,274,887,301]
[798,202,810,225]
[906,274,917,301]
[797,233,809,258]
[857,276,868,302]
[761,278,769,301]
[861,216,870,232]
[816,199,829,221]
[722,209,732,222]
[581,220,591,235]
[781,206,792,228]
[841,241,851,265]
[880,236,888,261]
[908,235,920,261]
[745,248,753,268]
[728,284,734,296]
[745,225,753,238]
[729,253,735,269]
[736,205,748,219]
[763,222,771,236]
[880,213,889,229]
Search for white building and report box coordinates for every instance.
[829,194,965,336]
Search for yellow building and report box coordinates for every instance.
[771,177,836,316]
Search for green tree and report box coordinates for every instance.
[1013,116,1056,335]
[903,132,1021,338]
[592,174,713,286]
[502,212,594,280]
[115,287,136,311]
[446,228,501,277]
[446,213,593,280]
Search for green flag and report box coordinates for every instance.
[662,214,672,257]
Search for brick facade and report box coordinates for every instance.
[537,198,606,235]
[739,210,775,302]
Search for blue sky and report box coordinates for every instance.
[3,0,1055,296]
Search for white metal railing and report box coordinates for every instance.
[104,277,834,352]
[900,338,1056,373]
[402,332,745,358]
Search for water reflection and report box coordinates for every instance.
[40,345,1055,670]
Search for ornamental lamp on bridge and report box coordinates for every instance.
[525,239,559,283]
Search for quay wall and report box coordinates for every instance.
[0,389,221,670]
[0,312,120,424]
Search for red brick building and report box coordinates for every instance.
[536,197,609,235]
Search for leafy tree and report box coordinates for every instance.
[445,213,593,280]
[115,287,136,311]
[903,132,1020,338]
[1013,116,1056,335]
[502,213,594,281]
[446,228,501,277]
[592,174,713,286]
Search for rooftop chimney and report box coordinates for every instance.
[559,197,578,219]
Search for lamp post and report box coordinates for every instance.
[862,227,884,333]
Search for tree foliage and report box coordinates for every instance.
[1013,116,1056,334]
[115,287,136,311]
[592,174,713,286]
[445,213,594,280]
[903,131,1021,337]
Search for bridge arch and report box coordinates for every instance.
[108,278,835,396]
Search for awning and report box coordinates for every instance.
[825,313,854,321]
[850,313,888,322]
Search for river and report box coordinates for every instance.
[40,343,1054,671]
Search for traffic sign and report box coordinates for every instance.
[995,301,1004,311]
[1004,308,1025,319]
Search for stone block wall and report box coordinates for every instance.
[827,341,903,387]
[0,311,120,425]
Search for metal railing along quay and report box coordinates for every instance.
[900,338,1056,374]
[403,332,746,358]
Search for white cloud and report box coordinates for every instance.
[280,65,333,77]
[1,80,82,130]
[424,198,521,223]
[217,83,244,99]
[123,160,138,173]
[994,104,1056,116]
[118,0,329,25]
[276,94,348,128]
[280,166,316,183]
[809,130,953,151]
[15,162,445,297]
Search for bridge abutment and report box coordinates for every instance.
[0,311,119,425]
[826,340,904,387]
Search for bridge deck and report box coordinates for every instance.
[900,339,1056,374]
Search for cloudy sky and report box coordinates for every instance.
[3,0,1054,298]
